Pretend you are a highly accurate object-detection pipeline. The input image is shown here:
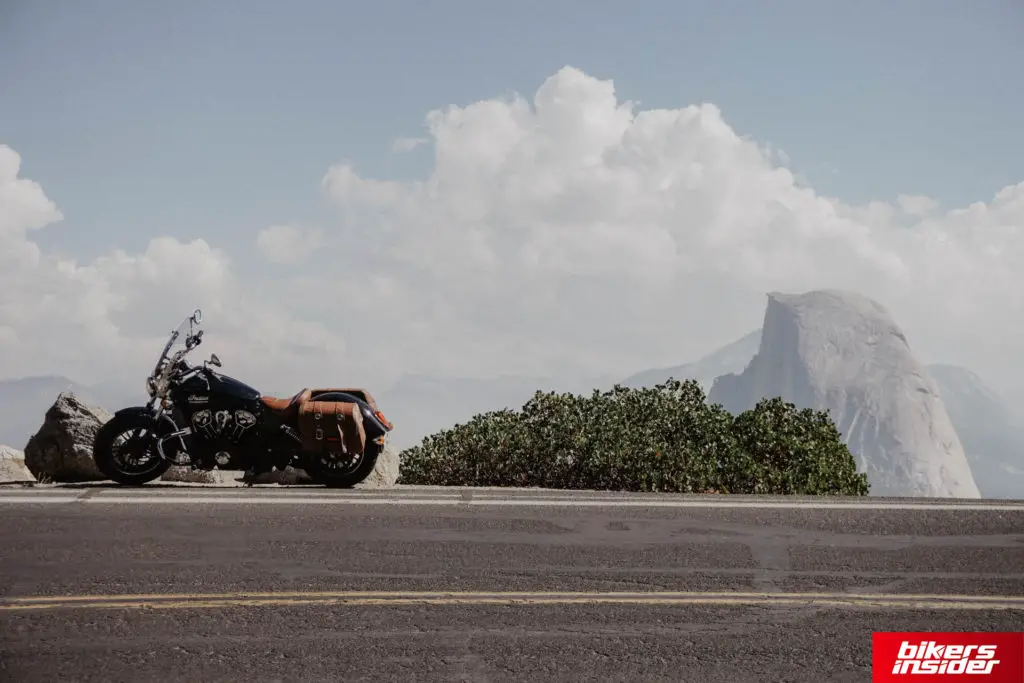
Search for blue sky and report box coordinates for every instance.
[3,0,1022,265]
[3,0,1024,404]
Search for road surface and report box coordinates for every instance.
[1,486,1023,682]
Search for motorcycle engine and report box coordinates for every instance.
[188,408,259,469]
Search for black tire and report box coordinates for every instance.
[304,441,381,488]
[92,410,172,486]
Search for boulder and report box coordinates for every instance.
[356,443,400,488]
[709,289,981,498]
[254,443,398,487]
[159,466,219,484]
[23,392,111,482]
[0,445,34,483]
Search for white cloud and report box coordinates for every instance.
[897,194,940,216]
[0,145,344,394]
[3,66,1024,406]
[0,145,62,269]
[283,66,1024,387]
[391,137,429,153]
[256,224,323,265]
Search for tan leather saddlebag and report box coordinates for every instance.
[297,401,366,456]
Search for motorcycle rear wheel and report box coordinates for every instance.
[304,441,381,488]
[92,411,172,486]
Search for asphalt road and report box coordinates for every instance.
[1,486,1023,682]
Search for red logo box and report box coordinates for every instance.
[873,632,1024,682]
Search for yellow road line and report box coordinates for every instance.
[2,591,1022,612]
[2,597,1020,612]
[6,589,1023,604]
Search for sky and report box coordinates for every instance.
[1,0,1024,401]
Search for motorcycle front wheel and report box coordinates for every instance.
[92,411,172,486]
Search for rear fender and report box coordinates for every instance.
[306,392,391,438]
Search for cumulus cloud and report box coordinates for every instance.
[3,66,1024,403]
[0,144,344,393]
[897,194,940,216]
[256,224,323,265]
[0,146,62,268]
[259,66,1024,389]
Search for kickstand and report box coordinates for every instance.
[241,468,259,487]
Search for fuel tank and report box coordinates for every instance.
[176,371,261,403]
[206,371,261,401]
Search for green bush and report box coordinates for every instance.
[398,379,870,496]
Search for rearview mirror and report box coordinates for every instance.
[208,353,221,367]
[192,308,203,325]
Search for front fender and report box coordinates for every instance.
[111,405,191,464]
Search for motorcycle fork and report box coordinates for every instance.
[150,401,192,465]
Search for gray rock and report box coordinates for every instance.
[356,442,400,488]
[709,289,981,498]
[23,392,111,482]
[624,327,1021,499]
[0,444,34,483]
[159,466,220,484]
[0,376,100,451]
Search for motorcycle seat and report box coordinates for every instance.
[260,388,312,421]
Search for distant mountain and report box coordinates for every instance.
[926,364,1024,499]
[376,372,618,450]
[1,370,617,453]
[708,290,980,497]
[8,322,1023,499]
[0,376,138,449]
[624,324,1024,499]
[621,329,761,392]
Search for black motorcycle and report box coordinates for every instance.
[92,309,393,487]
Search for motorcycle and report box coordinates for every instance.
[91,308,394,487]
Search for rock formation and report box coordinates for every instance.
[0,445,34,483]
[240,441,398,487]
[23,392,111,482]
[159,466,220,484]
[0,376,100,450]
[358,443,400,488]
[709,289,981,498]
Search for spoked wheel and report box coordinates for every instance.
[93,411,171,486]
[304,442,381,488]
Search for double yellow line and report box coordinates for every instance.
[3,590,1023,612]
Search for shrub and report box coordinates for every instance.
[398,379,869,495]
[728,397,869,495]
